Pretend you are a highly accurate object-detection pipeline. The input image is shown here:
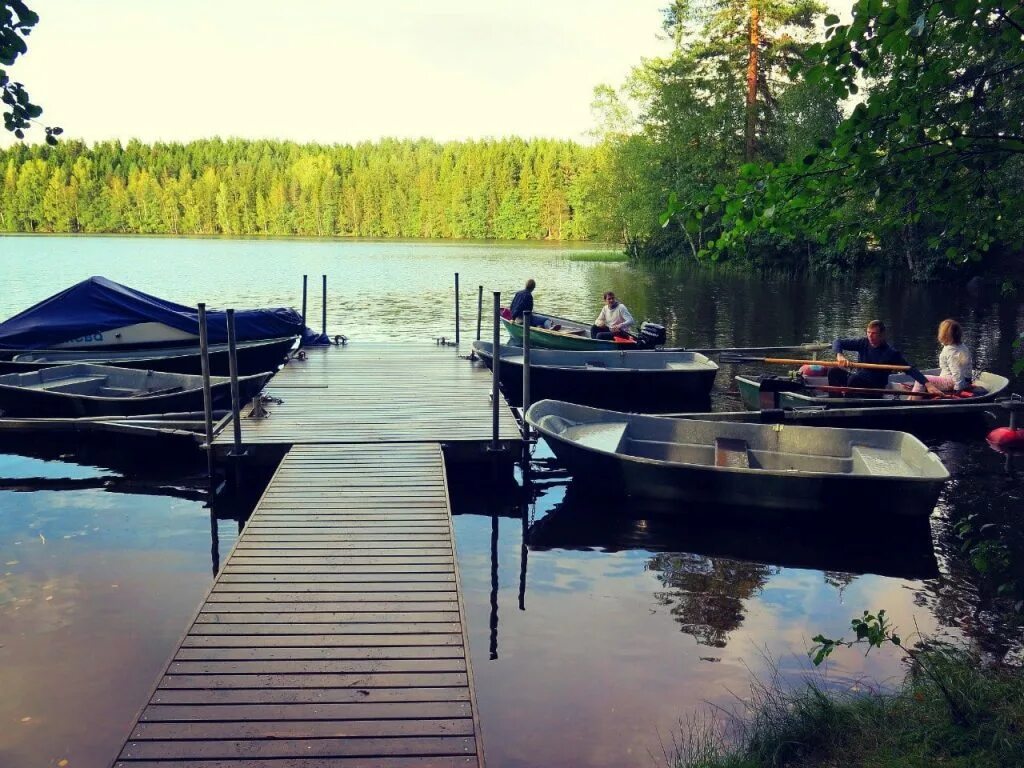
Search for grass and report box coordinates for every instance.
[565,250,629,262]
[671,644,1024,768]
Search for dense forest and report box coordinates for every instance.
[1,1,1021,282]
[0,139,598,240]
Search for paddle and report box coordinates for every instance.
[719,355,910,372]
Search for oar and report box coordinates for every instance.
[719,355,910,372]
[808,384,950,399]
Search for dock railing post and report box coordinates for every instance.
[491,291,501,451]
[321,274,327,339]
[454,272,460,346]
[197,303,214,484]
[476,285,483,341]
[301,274,308,333]
[226,308,243,453]
[521,310,531,440]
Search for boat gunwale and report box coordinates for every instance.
[472,342,719,373]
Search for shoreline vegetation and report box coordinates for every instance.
[673,642,1024,768]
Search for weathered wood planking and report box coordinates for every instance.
[114,444,485,768]
[212,344,521,447]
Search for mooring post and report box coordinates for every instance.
[197,303,214,484]
[454,272,460,346]
[226,309,243,453]
[491,291,501,451]
[476,285,483,341]
[521,310,532,440]
[301,274,308,331]
[321,274,327,338]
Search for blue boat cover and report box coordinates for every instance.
[0,276,330,349]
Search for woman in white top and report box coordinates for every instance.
[913,318,973,392]
[591,291,635,340]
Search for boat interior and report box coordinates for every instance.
[0,364,197,398]
[474,342,717,371]
[531,402,948,479]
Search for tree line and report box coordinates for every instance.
[0,138,600,240]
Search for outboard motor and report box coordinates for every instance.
[639,322,667,348]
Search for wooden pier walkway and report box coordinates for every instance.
[116,444,483,767]
[116,345,520,767]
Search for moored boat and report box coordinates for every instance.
[0,276,327,353]
[500,309,667,351]
[0,364,271,417]
[526,399,949,514]
[1,336,299,376]
[472,341,717,410]
[736,370,1009,416]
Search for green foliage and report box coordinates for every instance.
[672,643,1024,768]
[1,2,59,142]
[0,138,598,240]
[686,0,1024,279]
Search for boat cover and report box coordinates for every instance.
[0,277,330,349]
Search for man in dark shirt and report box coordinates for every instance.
[511,279,547,327]
[829,320,940,396]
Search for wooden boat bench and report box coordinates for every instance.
[851,444,914,476]
[22,375,109,393]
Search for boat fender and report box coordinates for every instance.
[987,427,1024,450]
[798,364,827,377]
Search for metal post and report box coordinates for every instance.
[476,285,483,341]
[521,310,532,440]
[454,272,460,346]
[301,274,308,330]
[321,274,327,338]
[197,303,214,483]
[226,309,242,453]
[491,291,501,450]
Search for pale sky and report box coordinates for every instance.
[3,0,852,148]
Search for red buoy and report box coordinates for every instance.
[987,427,1024,450]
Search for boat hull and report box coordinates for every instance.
[474,342,716,410]
[527,400,948,515]
[0,336,298,377]
[0,365,271,418]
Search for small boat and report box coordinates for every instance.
[526,399,949,514]
[472,341,717,410]
[0,364,271,417]
[0,276,326,353]
[500,309,667,351]
[1,336,299,376]
[736,370,1009,414]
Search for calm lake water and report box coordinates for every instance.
[1,235,1022,768]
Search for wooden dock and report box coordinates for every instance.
[115,344,521,767]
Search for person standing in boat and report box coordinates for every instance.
[911,318,973,393]
[591,291,634,340]
[830,320,940,396]
[510,279,548,328]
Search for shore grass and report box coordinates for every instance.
[565,250,629,262]
[672,645,1024,768]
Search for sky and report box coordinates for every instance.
[3,0,677,147]
[4,0,852,148]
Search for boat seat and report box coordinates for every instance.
[666,362,698,371]
[714,437,751,468]
[22,375,108,392]
[851,445,914,476]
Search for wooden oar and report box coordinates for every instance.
[808,384,949,398]
[720,355,910,372]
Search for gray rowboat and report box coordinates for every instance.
[526,399,949,515]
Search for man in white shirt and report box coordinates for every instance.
[591,291,635,340]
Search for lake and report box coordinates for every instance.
[1,235,1022,768]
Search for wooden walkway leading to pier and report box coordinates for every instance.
[212,344,520,448]
[115,443,484,768]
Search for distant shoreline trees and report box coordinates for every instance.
[0,138,599,241]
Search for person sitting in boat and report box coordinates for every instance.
[591,291,634,340]
[509,279,548,328]
[911,318,973,394]
[830,320,940,397]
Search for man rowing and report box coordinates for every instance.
[829,320,941,397]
